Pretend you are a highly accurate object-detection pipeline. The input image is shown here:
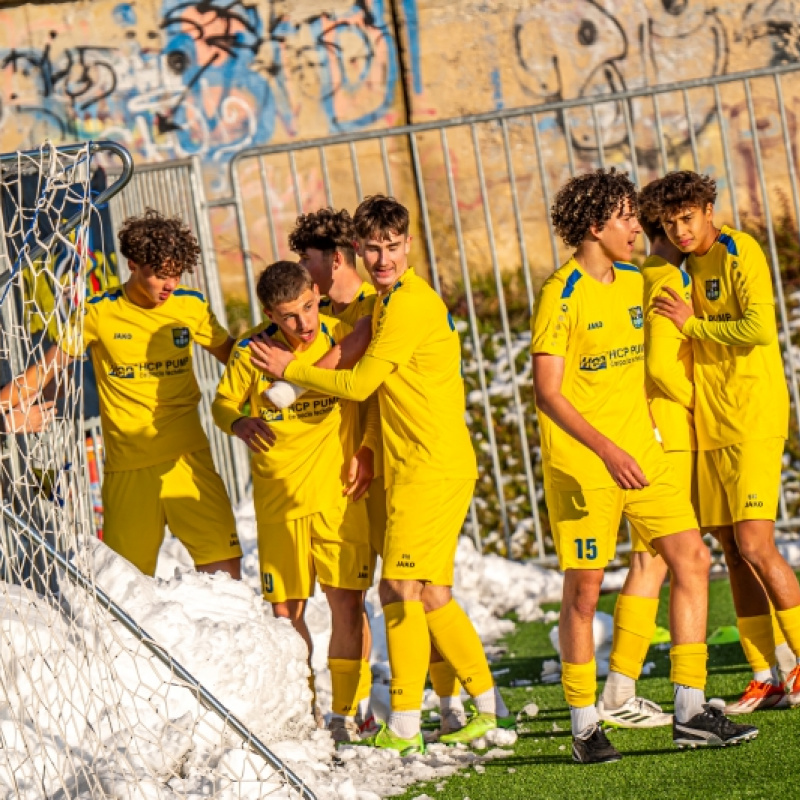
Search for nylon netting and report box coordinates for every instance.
[0,143,316,800]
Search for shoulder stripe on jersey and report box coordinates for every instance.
[357,291,365,301]
[88,288,123,305]
[238,323,278,348]
[681,270,690,288]
[560,269,582,299]
[382,278,404,306]
[173,288,205,301]
[320,321,336,347]
[238,337,251,348]
[613,262,639,273]
[718,233,738,256]
[319,297,332,308]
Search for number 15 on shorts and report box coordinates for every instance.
[576,538,597,561]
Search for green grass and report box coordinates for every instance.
[398,578,800,800]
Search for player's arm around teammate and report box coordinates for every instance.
[533,169,755,764]
[650,171,800,708]
[3,210,245,580]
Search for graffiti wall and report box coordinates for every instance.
[3,0,800,296]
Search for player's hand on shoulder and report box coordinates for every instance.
[653,286,694,331]
[231,417,276,454]
[249,333,295,378]
[598,441,649,490]
[345,445,374,502]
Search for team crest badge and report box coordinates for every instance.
[172,327,190,348]
[706,279,720,301]
[628,306,643,329]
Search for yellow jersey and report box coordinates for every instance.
[642,256,696,452]
[531,258,661,490]
[364,267,477,486]
[212,315,355,520]
[60,285,229,473]
[319,280,384,479]
[684,225,789,449]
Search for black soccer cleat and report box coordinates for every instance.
[572,722,622,764]
[673,704,759,749]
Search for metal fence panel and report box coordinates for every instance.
[216,63,800,562]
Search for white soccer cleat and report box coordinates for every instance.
[597,696,673,728]
[264,381,306,409]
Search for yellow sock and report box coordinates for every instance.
[329,658,362,716]
[562,659,597,707]
[426,600,494,698]
[737,614,775,674]
[429,659,459,698]
[670,643,708,690]
[771,606,787,648]
[384,601,430,712]
[609,595,659,680]
[775,605,800,657]
[355,659,372,705]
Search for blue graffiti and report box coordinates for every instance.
[112,3,137,27]
[401,0,422,95]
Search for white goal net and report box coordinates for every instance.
[0,142,317,800]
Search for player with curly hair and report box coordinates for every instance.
[1,209,248,578]
[650,171,800,712]
[531,168,756,763]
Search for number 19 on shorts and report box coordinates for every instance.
[575,538,598,561]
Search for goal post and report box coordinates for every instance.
[0,141,316,800]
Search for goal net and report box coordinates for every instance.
[0,143,317,800]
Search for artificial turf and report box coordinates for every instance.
[398,577,800,800]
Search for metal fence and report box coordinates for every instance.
[107,157,250,508]
[208,62,800,562]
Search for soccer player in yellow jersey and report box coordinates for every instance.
[0,210,244,579]
[532,168,756,764]
[651,170,800,709]
[212,260,376,743]
[597,193,691,729]
[250,195,510,755]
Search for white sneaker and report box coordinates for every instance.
[597,696,672,728]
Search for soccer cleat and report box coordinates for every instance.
[597,696,672,728]
[725,680,787,714]
[438,706,468,736]
[673,704,758,748]
[439,711,516,745]
[650,626,672,646]
[327,716,361,744]
[784,664,800,707]
[707,626,740,646]
[357,713,381,737]
[572,722,622,764]
[354,722,425,756]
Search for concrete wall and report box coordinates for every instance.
[3,0,800,297]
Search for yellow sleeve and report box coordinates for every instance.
[60,304,99,357]
[285,353,394,402]
[212,345,257,434]
[361,392,381,453]
[365,293,428,366]
[530,276,573,356]
[646,336,694,409]
[684,236,776,347]
[192,299,231,349]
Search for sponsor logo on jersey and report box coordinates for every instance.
[708,313,732,322]
[113,332,132,340]
[587,321,603,330]
[172,327,190,348]
[706,278,720,300]
[629,306,643,329]
[579,353,608,371]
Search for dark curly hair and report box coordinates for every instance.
[638,171,717,224]
[257,260,314,310]
[118,208,200,278]
[637,180,667,242]
[353,194,409,240]
[551,168,638,248]
[288,207,356,266]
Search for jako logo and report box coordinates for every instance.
[579,354,608,371]
[114,332,132,339]
[587,321,603,330]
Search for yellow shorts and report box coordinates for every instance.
[631,449,697,553]
[381,479,474,585]
[697,437,784,528]
[546,460,698,570]
[102,448,240,577]
[365,478,387,560]
[256,500,372,603]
